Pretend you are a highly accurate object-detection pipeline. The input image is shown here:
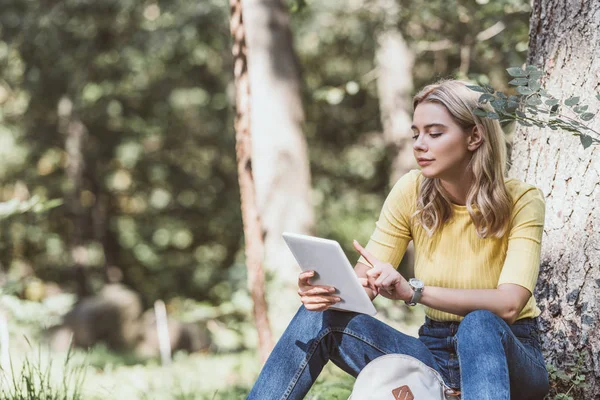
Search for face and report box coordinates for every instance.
[411,102,478,180]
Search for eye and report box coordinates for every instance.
[411,134,419,140]
[429,132,442,138]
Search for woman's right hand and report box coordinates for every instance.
[297,270,341,311]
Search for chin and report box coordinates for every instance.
[419,166,439,179]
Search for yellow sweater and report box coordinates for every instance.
[358,169,545,322]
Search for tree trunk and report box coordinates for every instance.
[61,102,91,298]
[375,1,417,278]
[242,0,314,331]
[229,0,274,363]
[510,1,600,397]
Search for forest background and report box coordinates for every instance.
[0,0,598,399]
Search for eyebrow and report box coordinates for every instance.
[410,123,448,131]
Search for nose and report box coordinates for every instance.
[413,134,427,152]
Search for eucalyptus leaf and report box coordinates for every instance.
[550,104,559,114]
[526,65,540,73]
[496,92,507,99]
[516,111,527,118]
[565,96,580,106]
[506,101,519,111]
[573,105,589,113]
[518,120,532,127]
[467,85,486,93]
[479,93,495,103]
[580,112,595,121]
[579,134,593,149]
[483,85,495,94]
[509,78,528,86]
[506,67,527,77]
[473,107,488,117]
[517,87,534,95]
[545,99,559,106]
[526,96,542,106]
[529,80,541,92]
[487,112,500,120]
[596,94,600,101]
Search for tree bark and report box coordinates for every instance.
[510,1,600,397]
[242,0,314,331]
[230,0,273,363]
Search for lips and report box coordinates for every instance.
[417,158,434,166]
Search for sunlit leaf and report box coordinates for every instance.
[506,67,527,77]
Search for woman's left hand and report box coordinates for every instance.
[353,240,413,302]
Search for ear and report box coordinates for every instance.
[467,125,484,151]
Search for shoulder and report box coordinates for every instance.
[384,169,421,209]
[389,169,421,197]
[504,178,545,217]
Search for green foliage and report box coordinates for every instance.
[546,352,591,400]
[469,65,600,149]
[0,344,87,400]
[0,196,62,220]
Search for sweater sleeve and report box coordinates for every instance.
[497,187,546,293]
[357,170,418,268]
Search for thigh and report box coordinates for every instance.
[320,310,442,377]
[505,322,549,399]
[418,321,461,389]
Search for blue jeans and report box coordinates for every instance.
[247,306,549,400]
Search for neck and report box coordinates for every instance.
[440,169,473,206]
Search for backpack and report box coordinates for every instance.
[349,354,461,400]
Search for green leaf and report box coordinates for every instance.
[529,80,541,91]
[539,89,553,98]
[490,99,507,109]
[517,87,534,95]
[496,92,507,99]
[483,85,495,94]
[580,134,593,149]
[516,110,527,118]
[596,94,600,101]
[573,105,589,113]
[473,107,488,117]
[550,104,560,114]
[580,112,595,121]
[506,67,527,77]
[565,96,580,106]
[478,93,495,103]
[506,101,519,111]
[509,78,529,86]
[466,85,486,93]
[545,99,559,106]
[526,65,539,73]
[518,120,532,127]
[487,112,500,120]
[526,95,542,106]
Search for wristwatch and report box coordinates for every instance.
[405,278,424,306]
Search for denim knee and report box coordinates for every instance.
[456,310,503,342]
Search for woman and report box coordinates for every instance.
[247,80,550,400]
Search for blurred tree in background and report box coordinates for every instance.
[0,0,242,307]
[0,0,531,314]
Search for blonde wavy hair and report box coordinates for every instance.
[412,80,512,238]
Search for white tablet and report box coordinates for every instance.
[282,232,377,316]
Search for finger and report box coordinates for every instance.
[298,270,315,284]
[366,268,382,278]
[298,286,336,297]
[301,295,341,305]
[375,272,390,287]
[353,240,381,267]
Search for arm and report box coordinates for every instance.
[419,284,531,325]
[354,242,533,325]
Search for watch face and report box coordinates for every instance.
[409,278,424,289]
